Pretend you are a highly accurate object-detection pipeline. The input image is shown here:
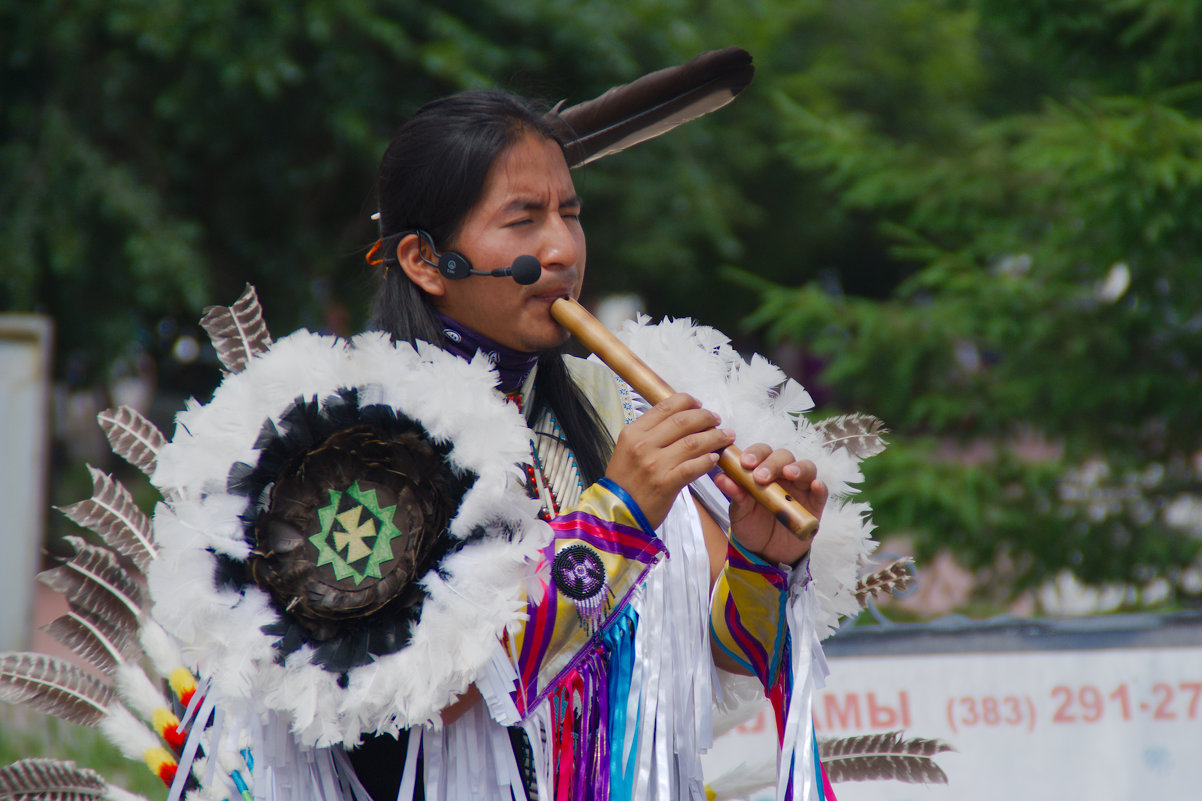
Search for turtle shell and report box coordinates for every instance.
[250,423,460,640]
[222,389,476,667]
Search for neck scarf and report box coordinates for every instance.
[436,312,540,392]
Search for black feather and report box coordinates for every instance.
[556,47,754,168]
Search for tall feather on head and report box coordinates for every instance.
[556,47,755,168]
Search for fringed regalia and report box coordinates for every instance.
[1,285,890,801]
[2,48,953,801]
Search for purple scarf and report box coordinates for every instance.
[436,312,539,392]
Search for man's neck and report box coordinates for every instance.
[435,312,540,392]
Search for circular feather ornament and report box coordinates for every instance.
[212,389,478,669]
[148,329,549,744]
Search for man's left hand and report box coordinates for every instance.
[712,444,827,566]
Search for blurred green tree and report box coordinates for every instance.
[734,0,1202,601]
[5,0,1199,604]
[0,0,774,399]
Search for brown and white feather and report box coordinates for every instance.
[97,407,165,478]
[819,730,954,784]
[0,653,115,728]
[55,468,155,572]
[816,413,889,460]
[855,557,915,607]
[0,758,113,801]
[38,573,142,675]
[39,536,146,620]
[38,619,126,678]
[199,283,273,374]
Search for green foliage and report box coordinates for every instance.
[0,706,164,798]
[739,0,1202,595]
[1,0,782,388]
[5,0,1200,602]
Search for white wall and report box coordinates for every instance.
[0,314,53,651]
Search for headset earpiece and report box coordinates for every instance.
[437,250,474,280]
[411,229,476,279]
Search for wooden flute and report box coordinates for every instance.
[550,296,819,541]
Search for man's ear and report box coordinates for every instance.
[397,233,446,297]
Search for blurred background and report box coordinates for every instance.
[2,0,1201,795]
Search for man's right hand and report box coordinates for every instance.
[603,393,735,529]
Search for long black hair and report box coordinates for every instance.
[367,90,613,484]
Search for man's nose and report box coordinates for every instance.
[538,217,581,269]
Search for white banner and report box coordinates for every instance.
[704,644,1202,801]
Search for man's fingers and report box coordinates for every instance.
[662,427,735,464]
[747,449,817,486]
[674,451,723,488]
[635,392,704,428]
[739,443,773,470]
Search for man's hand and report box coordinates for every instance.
[713,444,827,566]
[604,393,736,529]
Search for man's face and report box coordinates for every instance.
[433,131,586,353]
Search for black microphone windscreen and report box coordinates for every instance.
[510,255,542,285]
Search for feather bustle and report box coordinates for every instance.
[39,618,123,676]
[96,407,165,477]
[556,47,754,168]
[38,572,142,673]
[855,557,915,607]
[55,468,155,571]
[819,730,953,784]
[40,536,146,620]
[816,412,889,460]
[199,283,273,374]
[0,758,109,801]
[0,653,114,728]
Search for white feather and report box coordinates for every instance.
[138,620,185,679]
[99,705,163,762]
[114,664,170,721]
[147,328,553,747]
[616,315,879,637]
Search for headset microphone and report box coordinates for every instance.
[506,255,542,285]
[415,230,543,285]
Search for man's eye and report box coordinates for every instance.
[506,219,533,228]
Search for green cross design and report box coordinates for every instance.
[310,481,404,585]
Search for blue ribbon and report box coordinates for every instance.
[811,724,827,801]
[603,605,639,801]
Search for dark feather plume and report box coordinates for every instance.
[97,406,165,477]
[56,468,155,572]
[0,758,115,801]
[556,47,754,168]
[0,653,114,728]
[200,283,273,374]
[820,730,954,784]
[855,557,915,607]
[816,413,889,460]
